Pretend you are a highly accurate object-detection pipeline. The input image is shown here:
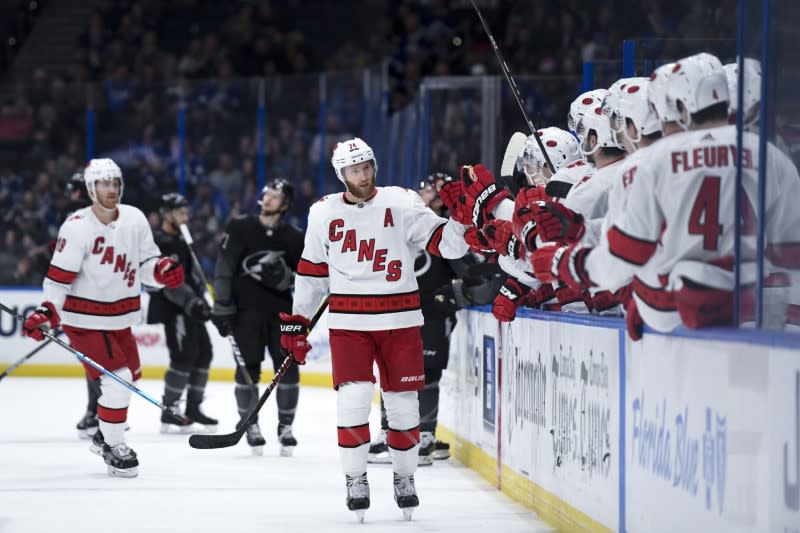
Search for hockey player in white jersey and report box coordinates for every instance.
[22,158,185,477]
[278,138,468,521]
[532,52,800,335]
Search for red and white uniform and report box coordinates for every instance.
[584,126,800,329]
[45,204,164,329]
[563,158,625,226]
[294,187,468,331]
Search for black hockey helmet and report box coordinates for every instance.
[160,192,189,212]
[262,178,294,210]
[65,171,85,196]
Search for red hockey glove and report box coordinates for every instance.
[530,244,593,288]
[527,283,556,309]
[626,297,644,341]
[434,174,471,225]
[482,219,524,259]
[514,184,551,211]
[512,206,540,252]
[461,164,510,228]
[492,278,529,322]
[532,201,585,243]
[154,257,184,289]
[464,226,493,254]
[22,301,60,342]
[279,312,311,364]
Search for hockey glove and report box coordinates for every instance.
[513,184,550,210]
[512,206,540,253]
[626,297,644,341]
[22,301,60,342]
[483,219,524,259]
[434,174,471,225]
[530,244,593,289]
[492,278,529,322]
[464,226,493,254]
[527,283,556,310]
[461,164,510,228]
[532,201,585,243]
[211,301,236,337]
[279,312,311,365]
[185,297,211,322]
[154,257,185,289]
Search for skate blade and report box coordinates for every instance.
[433,450,450,460]
[280,445,295,457]
[353,510,366,523]
[366,453,392,464]
[89,443,103,457]
[160,423,194,435]
[417,454,434,466]
[250,445,264,456]
[401,508,414,521]
[107,465,138,478]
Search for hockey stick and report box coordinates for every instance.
[179,224,254,386]
[0,331,61,381]
[0,302,187,423]
[189,296,329,450]
[469,0,556,175]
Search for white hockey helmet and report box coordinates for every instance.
[331,137,377,183]
[567,89,609,140]
[603,77,661,144]
[723,58,761,125]
[518,127,581,181]
[576,104,624,156]
[665,52,729,128]
[647,62,681,125]
[84,158,123,204]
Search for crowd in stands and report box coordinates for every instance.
[0,0,735,286]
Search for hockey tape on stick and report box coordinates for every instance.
[0,302,188,424]
[189,296,329,450]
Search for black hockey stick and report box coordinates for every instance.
[189,296,328,450]
[179,224,254,386]
[469,0,556,175]
[0,302,188,423]
[0,331,61,381]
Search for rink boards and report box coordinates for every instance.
[437,307,800,533]
[2,288,800,532]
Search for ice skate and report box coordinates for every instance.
[433,438,450,460]
[90,430,138,477]
[277,423,297,457]
[345,473,370,523]
[185,401,218,433]
[418,431,435,466]
[393,472,419,520]
[245,423,265,456]
[366,429,391,464]
[160,403,193,434]
[76,410,98,440]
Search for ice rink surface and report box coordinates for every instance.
[0,377,553,533]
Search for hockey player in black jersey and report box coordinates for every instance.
[211,178,304,456]
[147,193,218,432]
[367,174,503,465]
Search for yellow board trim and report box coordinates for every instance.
[0,364,333,388]
[436,424,613,533]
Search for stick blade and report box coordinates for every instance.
[501,132,527,178]
[189,430,243,450]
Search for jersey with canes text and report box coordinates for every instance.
[293,187,469,331]
[43,205,164,330]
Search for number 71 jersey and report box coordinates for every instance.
[607,125,800,283]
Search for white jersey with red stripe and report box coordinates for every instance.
[563,157,626,224]
[293,187,469,331]
[44,204,164,330]
[587,126,800,297]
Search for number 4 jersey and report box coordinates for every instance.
[603,125,800,289]
[44,205,165,330]
[293,187,469,331]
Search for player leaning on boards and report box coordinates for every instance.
[279,138,469,521]
[22,158,185,478]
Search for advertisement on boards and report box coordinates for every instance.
[0,289,332,375]
[769,347,800,533]
[626,335,771,533]
[501,317,620,531]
